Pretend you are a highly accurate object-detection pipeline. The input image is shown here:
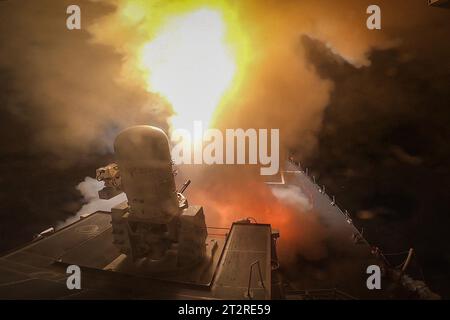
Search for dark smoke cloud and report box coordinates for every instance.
[0,0,170,162]
[0,0,449,296]
[0,0,171,250]
[1,1,448,159]
[300,19,450,296]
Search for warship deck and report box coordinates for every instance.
[0,213,273,299]
[266,161,391,299]
[0,161,393,299]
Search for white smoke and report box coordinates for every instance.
[271,185,313,212]
[57,176,127,229]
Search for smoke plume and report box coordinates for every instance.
[2,0,448,268]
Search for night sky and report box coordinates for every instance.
[0,0,449,298]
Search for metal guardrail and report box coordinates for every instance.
[246,260,266,299]
[288,159,369,246]
[287,159,438,299]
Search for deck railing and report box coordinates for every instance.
[288,158,369,246]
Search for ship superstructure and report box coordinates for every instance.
[0,126,438,299]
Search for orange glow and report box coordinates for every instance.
[187,171,328,262]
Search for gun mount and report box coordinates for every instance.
[102,126,208,269]
[0,126,279,299]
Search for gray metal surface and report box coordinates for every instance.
[0,212,237,299]
[212,223,272,300]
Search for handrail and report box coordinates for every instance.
[288,158,368,244]
[246,260,266,299]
